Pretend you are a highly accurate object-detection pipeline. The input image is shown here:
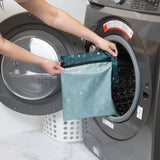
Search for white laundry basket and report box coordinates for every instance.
[42,110,83,142]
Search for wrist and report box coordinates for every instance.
[92,36,103,48]
[35,56,45,67]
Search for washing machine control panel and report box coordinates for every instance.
[89,0,160,14]
[114,0,125,4]
[132,0,159,11]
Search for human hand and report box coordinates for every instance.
[95,37,118,57]
[40,58,64,75]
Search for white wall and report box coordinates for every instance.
[46,0,87,24]
[0,0,87,137]
[0,0,87,24]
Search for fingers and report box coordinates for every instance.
[54,62,64,71]
[42,59,64,75]
[53,61,64,74]
[48,68,62,75]
[55,61,61,65]
[109,50,117,57]
[109,44,118,57]
[55,61,64,70]
[47,62,63,75]
[97,38,118,57]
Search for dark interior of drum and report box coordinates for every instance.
[112,42,135,116]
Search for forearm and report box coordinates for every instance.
[47,9,102,47]
[0,34,63,74]
[49,10,118,56]
[0,36,43,65]
[17,0,118,56]
[18,0,102,47]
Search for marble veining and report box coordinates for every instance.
[0,130,99,160]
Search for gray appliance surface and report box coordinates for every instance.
[83,2,160,160]
[0,13,85,115]
[88,0,160,15]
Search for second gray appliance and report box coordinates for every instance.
[83,1,160,160]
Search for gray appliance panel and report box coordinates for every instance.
[88,0,160,15]
[83,3,160,160]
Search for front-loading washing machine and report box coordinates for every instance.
[83,1,160,160]
[0,0,85,115]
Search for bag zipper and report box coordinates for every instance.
[61,58,111,68]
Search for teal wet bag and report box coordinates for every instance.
[60,51,118,121]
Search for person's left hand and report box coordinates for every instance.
[39,58,64,75]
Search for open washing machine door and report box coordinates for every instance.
[0,13,85,115]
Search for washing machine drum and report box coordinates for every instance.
[0,13,85,115]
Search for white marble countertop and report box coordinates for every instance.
[0,130,99,160]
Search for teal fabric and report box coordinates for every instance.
[60,51,119,84]
[61,62,116,121]
[60,51,118,121]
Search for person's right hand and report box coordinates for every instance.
[40,58,64,75]
[94,37,118,57]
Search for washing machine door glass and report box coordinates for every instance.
[1,30,62,100]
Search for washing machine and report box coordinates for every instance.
[83,0,160,160]
[0,0,85,115]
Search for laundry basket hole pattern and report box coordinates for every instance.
[43,110,83,142]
